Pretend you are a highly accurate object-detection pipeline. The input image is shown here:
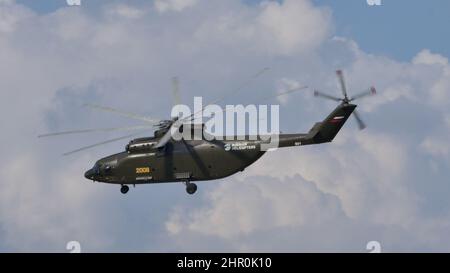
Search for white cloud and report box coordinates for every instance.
[421,138,450,158]
[257,0,330,55]
[105,4,146,19]
[193,0,330,56]
[429,69,450,106]
[411,50,450,106]
[154,0,199,13]
[167,175,346,239]
[0,0,31,33]
[275,78,305,104]
[0,152,111,251]
[413,49,449,66]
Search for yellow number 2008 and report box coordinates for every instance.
[136,167,150,174]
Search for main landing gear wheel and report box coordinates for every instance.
[185,182,197,195]
[120,185,129,194]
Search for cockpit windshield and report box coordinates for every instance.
[93,162,101,174]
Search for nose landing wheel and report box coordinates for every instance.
[120,185,129,194]
[185,182,197,195]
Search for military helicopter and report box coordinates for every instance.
[39,70,375,195]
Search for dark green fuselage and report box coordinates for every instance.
[85,103,356,185]
[86,138,266,184]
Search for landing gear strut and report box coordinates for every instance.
[185,182,197,195]
[120,185,129,194]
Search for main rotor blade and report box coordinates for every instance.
[336,70,349,99]
[182,67,270,122]
[181,85,309,124]
[350,86,377,101]
[154,120,183,148]
[181,86,308,124]
[313,90,342,102]
[172,77,181,107]
[63,133,141,156]
[154,129,172,149]
[353,110,366,130]
[259,85,308,102]
[38,125,154,138]
[180,139,209,177]
[84,103,160,124]
[210,67,270,106]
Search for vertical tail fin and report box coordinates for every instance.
[307,103,356,144]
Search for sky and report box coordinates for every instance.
[0,0,450,252]
[16,0,450,61]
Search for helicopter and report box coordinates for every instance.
[39,70,376,195]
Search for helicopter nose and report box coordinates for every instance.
[84,169,95,180]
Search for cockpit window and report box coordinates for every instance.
[93,163,101,175]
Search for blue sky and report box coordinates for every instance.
[16,0,450,61]
[314,0,450,60]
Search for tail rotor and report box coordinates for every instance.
[313,70,376,130]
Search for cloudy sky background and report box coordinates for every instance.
[1,0,450,252]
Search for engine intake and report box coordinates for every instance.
[126,138,156,153]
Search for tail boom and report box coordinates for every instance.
[278,103,356,148]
